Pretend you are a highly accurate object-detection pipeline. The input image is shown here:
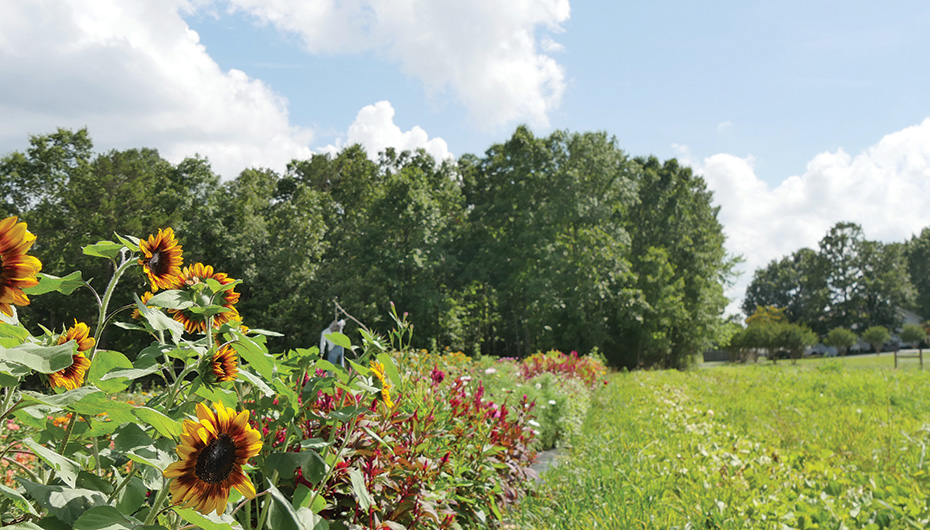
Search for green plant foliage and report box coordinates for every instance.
[516,360,930,529]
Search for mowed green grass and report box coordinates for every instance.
[514,357,930,529]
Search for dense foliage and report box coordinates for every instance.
[1,127,733,368]
[517,358,930,529]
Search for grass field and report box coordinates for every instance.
[514,355,930,529]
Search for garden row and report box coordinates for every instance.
[0,218,605,530]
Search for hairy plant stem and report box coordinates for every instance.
[106,465,138,503]
[145,481,171,526]
[256,470,279,530]
[91,254,136,362]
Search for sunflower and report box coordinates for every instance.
[138,228,183,292]
[131,291,154,320]
[163,402,262,516]
[210,344,239,383]
[370,360,395,410]
[169,263,241,334]
[0,216,42,317]
[49,321,94,391]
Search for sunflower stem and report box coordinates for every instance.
[91,255,136,361]
[58,413,78,459]
[308,412,360,519]
[145,481,171,526]
[256,470,278,530]
[105,465,138,504]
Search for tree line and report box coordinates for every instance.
[0,127,734,368]
[743,221,930,335]
[735,221,930,361]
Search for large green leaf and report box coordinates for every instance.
[0,342,76,374]
[19,387,102,409]
[18,481,107,525]
[85,350,133,393]
[22,438,80,488]
[231,337,274,381]
[134,294,183,344]
[237,368,274,397]
[82,241,124,260]
[173,508,240,530]
[23,271,85,296]
[133,407,181,438]
[67,393,136,423]
[348,468,373,511]
[0,483,39,516]
[144,290,192,310]
[328,332,352,350]
[73,505,141,530]
[376,353,402,388]
[267,481,306,530]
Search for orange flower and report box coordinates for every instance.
[210,344,239,383]
[169,263,240,334]
[138,228,183,292]
[49,321,94,390]
[163,402,262,515]
[0,216,42,317]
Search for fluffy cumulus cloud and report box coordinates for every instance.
[322,101,451,162]
[226,0,569,129]
[0,0,313,178]
[689,118,930,315]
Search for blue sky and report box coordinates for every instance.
[184,1,930,186]
[2,0,930,313]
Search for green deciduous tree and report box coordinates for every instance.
[823,327,857,356]
[862,326,891,353]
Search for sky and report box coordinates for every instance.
[2,0,930,315]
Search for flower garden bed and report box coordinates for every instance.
[0,219,606,530]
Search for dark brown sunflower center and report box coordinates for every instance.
[195,433,237,484]
[147,251,167,276]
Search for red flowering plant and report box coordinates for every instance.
[519,349,607,388]
[273,306,539,530]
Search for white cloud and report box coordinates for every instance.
[225,0,570,129]
[0,0,313,179]
[321,101,451,163]
[691,118,930,316]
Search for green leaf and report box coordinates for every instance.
[23,271,85,296]
[267,481,303,530]
[0,342,76,374]
[205,278,241,294]
[173,508,239,530]
[241,328,283,337]
[20,387,102,409]
[134,407,181,438]
[112,423,154,452]
[0,322,31,341]
[185,305,231,317]
[376,353,402,388]
[348,468,372,511]
[21,438,80,487]
[237,368,274,397]
[67,393,136,423]
[18,480,107,525]
[195,386,239,410]
[328,332,352,350]
[82,241,124,260]
[86,350,133,393]
[145,290,193,310]
[114,233,140,252]
[0,482,40,516]
[135,294,183,344]
[74,505,140,530]
[232,337,275,381]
